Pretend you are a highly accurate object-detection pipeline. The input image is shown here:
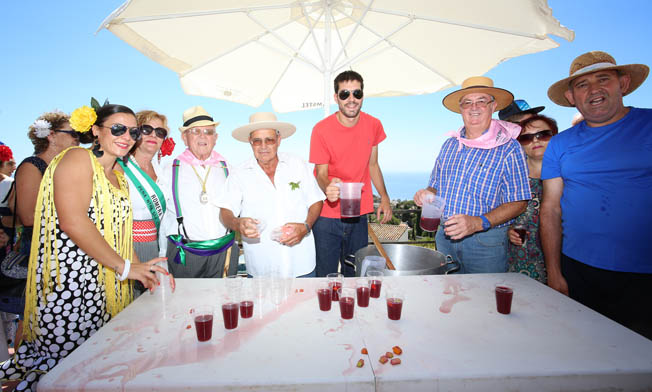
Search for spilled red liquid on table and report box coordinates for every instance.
[51,287,314,390]
[439,277,470,313]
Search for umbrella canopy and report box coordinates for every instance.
[99,0,574,114]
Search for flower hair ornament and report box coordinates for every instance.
[158,137,176,162]
[69,106,97,134]
[32,119,52,138]
[0,145,14,162]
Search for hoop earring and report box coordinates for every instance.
[92,140,104,158]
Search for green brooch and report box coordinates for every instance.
[289,181,301,190]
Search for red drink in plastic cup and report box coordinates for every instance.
[420,217,440,232]
[222,302,240,329]
[317,288,332,311]
[370,280,382,298]
[239,300,253,318]
[339,296,355,319]
[194,314,213,342]
[495,285,513,315]
[356,286,370,307]
[330,281,342,301]
[386,298,403,320]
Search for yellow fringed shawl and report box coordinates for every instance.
[23,147,133,341]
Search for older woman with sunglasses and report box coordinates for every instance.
[507,114,558,284]
[0,104,173,391]
[119,110,174,295]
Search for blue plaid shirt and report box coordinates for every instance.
[428,131,530,228]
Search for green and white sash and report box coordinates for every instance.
[118,157,167,232]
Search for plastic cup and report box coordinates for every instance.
[355,278,371,307]
[366,270,384,298]
[386,287,405,321]
[316,280,332,311]
[338,288,356,320]
[514,225,527,247]
[420,194,445,232]
[495,284,514,315]
[327,273,344,301]
[338,182,364,217]
[191,305,214,342]
[240,279,254,319]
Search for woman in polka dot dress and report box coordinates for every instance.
[0,104,173,391]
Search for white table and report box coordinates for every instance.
[38,274,652,391]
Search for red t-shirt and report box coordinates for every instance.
[309,111,386,218]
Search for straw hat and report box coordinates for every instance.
[232,112,296,143]
[547,51,650,107]
[442,76,513,113]
[178,106,220,132]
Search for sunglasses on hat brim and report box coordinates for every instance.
[517,130,553,145]
[338,89,363,100]
[140,124,168,139]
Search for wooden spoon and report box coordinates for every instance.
[367,222,396,270]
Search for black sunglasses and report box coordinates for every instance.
[100,123,141,141]
[55,129,80,139]
[140,124,168,139]
[338,89,363,100]
[517,130,553,145]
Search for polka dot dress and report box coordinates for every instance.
[0,192,131,391]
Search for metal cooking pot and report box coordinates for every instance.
[353,244,459,276]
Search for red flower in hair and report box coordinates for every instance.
[160,137,176,157]
[0,145,14,162]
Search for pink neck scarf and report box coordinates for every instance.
[176,148,227,167]
[446,119,521,151]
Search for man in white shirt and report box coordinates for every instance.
[159,106,238,278]
[218,112,324,277]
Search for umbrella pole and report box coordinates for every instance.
[323,2,331,118]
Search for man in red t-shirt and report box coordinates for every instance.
[309,70,393,277]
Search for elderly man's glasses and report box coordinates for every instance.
[459,98,495,110]
[517,130,553,145]
[99,124,141,141]
[186,127,215,136]
[250,136,278,147]
[55,129,80,139]
[338,89,364,100]
[140,124,168,139]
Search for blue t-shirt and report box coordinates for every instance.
[541,107,652,273]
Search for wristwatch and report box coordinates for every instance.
[304,222,311,234]
[480,215,491,231]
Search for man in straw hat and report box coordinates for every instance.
[541,51,652,338]
[414,76,530,273]
[218,112,324,277]
[309,70,393,277]
[158,106,238,278]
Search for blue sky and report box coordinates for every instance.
[1,1,651,183]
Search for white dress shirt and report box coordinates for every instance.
[158,156,230,256]
[217,152,324,277]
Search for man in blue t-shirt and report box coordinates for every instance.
[542,51,652,339]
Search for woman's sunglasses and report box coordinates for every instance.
[140,124,168,139]
[54,129,80,139]
[100,124,141,141]
[338,89,364,100]
[517,130,553,145]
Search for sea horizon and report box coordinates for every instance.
[379,172,431,201]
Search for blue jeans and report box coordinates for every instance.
[313,215,368,277]
[435,226,508,273]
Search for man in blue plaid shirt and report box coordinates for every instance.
[414,76,530,273]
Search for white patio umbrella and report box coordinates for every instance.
[98,0,573,115]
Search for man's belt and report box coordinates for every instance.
[167,232,235,265]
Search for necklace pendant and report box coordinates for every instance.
[200,191,209,204]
